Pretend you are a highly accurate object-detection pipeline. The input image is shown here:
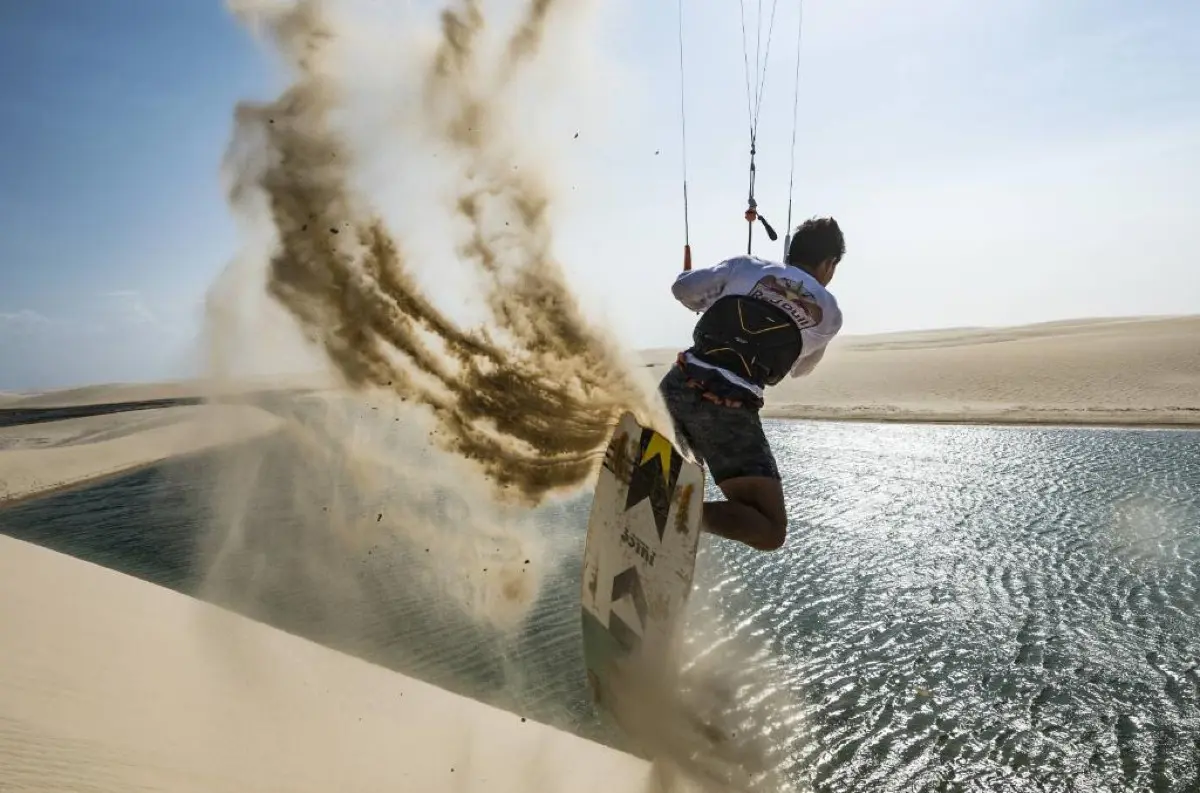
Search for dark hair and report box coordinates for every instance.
[786,216,845,269]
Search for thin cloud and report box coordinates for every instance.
[0,309,53,333]
[104,290,157,326]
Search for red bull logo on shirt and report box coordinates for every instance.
[748,275,824,330]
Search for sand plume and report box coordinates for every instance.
[196,0,662,737]
[221,0,654,508]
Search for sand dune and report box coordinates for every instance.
[0,406,201,451]
[0,404,283,505]
[10,315,1196,430]
[2,374,334,409]
[0,535,657,793]
[643,315,1200,427]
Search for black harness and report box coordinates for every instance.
[686,294,804,389]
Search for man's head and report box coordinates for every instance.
[785,216,845,286]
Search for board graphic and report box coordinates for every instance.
[580,410,705,720]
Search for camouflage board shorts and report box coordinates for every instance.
[657,359,781,484]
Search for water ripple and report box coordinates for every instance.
[748,421,1200,791]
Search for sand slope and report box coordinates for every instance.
[0,405,283,504]
[2,374,334,409]
[0,406,200,451]
[0,535,656,793]
[643,315,1200,426]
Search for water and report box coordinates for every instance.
[2,418,1199,792]
[715,422,1200,791]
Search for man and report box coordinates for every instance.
[658,216,845,552]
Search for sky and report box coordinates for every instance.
[1,0,1198,391]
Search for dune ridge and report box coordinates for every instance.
[643,314,1200,427]
[10,315,1197,427]
[0,404,283,505]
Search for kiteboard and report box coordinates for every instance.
[580,409,705,724]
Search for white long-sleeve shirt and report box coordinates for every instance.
[672,255,843,397]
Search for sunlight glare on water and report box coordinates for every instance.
[701,420,1200,792]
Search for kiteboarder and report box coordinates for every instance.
[658,216,845,551]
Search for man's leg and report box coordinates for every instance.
[657,365,788,552]
[703,475,787,551]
